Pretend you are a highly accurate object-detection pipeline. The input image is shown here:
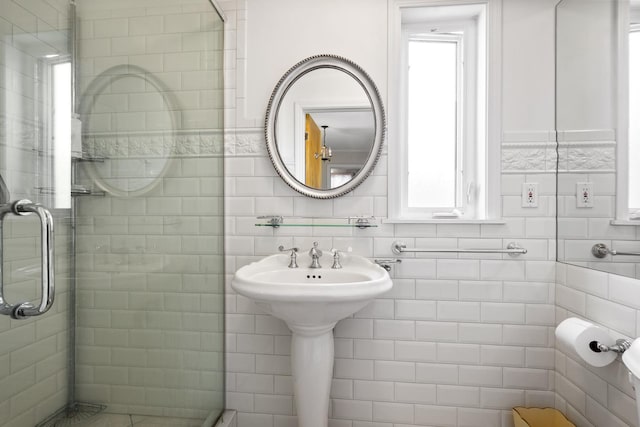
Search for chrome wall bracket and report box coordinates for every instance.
[71,185,106,197]
[374,258,402,272]
[592,243,640,258]
[590,339,633,354]
[348,216,376,229]
[258,215,283,228]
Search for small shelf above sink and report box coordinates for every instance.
[254,215,378,229]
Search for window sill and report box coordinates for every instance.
[610,219,640,226]
[384,218,506,225]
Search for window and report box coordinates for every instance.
[388,1,500,221]
[37,55,72,209]
[407,34,462,209]
[51,61,72,209]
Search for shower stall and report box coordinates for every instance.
[0,0,225,425]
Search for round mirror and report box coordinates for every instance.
[265,55,385,198]
[80,64,179,197]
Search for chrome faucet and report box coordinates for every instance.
[309,242,322,268]
[279,245,299,268]
[330,248,342,269]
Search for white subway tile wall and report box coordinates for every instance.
[0,0,73,425]
[0,216,72,426]
[4,0,639,426]
[556,131,640,280]
[222,2,558,427]
[73,0,225,420]
[556,263,640,427]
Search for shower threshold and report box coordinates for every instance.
[37,407,204,426]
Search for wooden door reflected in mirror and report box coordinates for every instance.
[305,114,323,188]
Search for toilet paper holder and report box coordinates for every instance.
[590,339,633,354]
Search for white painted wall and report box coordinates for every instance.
[242,0,388,125]
[501,0,557,132]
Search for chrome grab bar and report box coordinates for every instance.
[391,241,527,257]
[592,243,640,258]
[0,200,55,319]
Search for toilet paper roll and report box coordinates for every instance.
[555,317,617,367]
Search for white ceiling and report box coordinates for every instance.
[307,110,375,152]
[401,4,484,25]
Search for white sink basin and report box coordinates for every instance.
[231,250,392,427]
[233,253,391,327]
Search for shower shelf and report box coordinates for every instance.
[255,215,378,229]
[36,186,105,197]
[71,186,105,197]
[72,156,105,163]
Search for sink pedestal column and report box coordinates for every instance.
[290,323,336,427]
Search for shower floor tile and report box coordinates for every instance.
[75,414,202,427]
[131,416,202,426]
[81,414,132,426]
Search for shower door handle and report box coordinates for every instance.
[0,200,55,319]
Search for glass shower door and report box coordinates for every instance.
[0,2,74,426]
[73,0,225,424]
[1,0,225,425]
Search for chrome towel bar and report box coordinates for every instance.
[592,243,640,258]
[0,200,55,319]
[391,241,527,257]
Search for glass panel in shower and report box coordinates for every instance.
[73,0,225,424]
[0,1,74,426]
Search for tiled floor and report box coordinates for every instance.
[72,414,202,427]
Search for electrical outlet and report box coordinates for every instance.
[576,182,594,208]
[522,182,538,208]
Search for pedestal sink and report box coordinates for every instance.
[231,249,393,427]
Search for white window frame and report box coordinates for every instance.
[387,0,502,223]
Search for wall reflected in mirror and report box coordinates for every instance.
[274,67,375,190]
[302,110,374,189]
[556,0,640,278]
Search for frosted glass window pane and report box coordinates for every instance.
[407,40,458,208]
[630,31,640,209]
